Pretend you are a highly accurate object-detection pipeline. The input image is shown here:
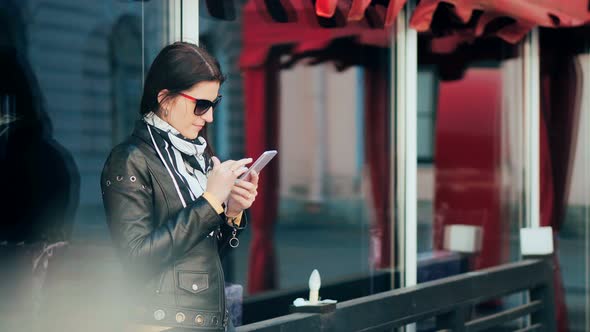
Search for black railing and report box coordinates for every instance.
[237,259,556,332]
[241,252,468,324]
[241,270,392,324]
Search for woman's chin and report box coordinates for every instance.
[183,129,200,140]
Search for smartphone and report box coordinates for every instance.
[239,150,277,180]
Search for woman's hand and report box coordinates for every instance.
[206,157,252,203]
[226,170,259,217]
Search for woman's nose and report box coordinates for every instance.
[201,108,214,123]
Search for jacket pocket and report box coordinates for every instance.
[177,271,209,295]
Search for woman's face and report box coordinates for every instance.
[158,80,220,139]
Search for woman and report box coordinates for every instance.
[101,42,257,331]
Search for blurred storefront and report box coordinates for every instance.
[0,0,589,331]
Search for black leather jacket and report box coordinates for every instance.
[101,122,243,331]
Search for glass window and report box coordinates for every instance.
[0,1,178,330]
[199,0,398,311]
[416,39,525,272]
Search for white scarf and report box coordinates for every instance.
[143,112,209,201]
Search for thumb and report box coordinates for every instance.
[211,156,221,169]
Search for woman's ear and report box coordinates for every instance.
[157,89,170,105]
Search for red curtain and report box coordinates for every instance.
[364,56,392,269]
[539,54,582,332]
[244,59,281,294]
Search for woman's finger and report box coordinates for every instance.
[229,158,252,171]
[219,158,249,168]
[231,186,251,200]
[234,179,256,191]
[234,167,250,178]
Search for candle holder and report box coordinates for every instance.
[289,301,337,314]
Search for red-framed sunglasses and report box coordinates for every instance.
[179,92,222,115]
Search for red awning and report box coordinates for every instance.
[315,0,404,26]
[240,0,391,68]
[410,0,590,53]
[238,0,590,67]
[314,0,590,36]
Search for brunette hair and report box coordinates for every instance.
[140,42,224,157]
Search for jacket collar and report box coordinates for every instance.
[131,120,155,147]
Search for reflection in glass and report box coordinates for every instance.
[0,1,177,331]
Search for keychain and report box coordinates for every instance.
[229,227,239,248]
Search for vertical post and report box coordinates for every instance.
[391,3,406,289]
[169,0,182,42]
[404,0,418,293]
[394,3,418,331]
[522,27,541,331]
[395,0,417,290]
[181,0,199,45]
[523,28,540,229]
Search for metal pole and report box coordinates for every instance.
[395,2,418,330]
[169,0,182,42]
[523,28,540,228]
[396,0,418,290]
[522,27,540,329]
[394,6,406,292]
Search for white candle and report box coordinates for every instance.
[308,269,321,304]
